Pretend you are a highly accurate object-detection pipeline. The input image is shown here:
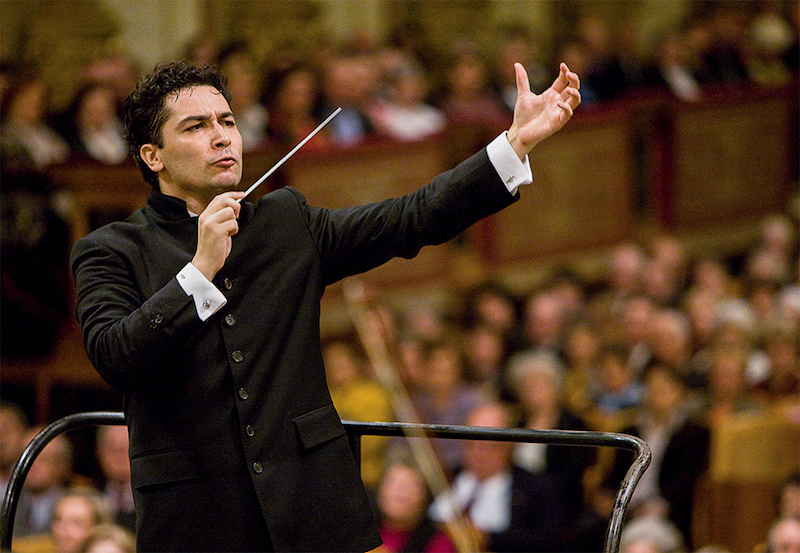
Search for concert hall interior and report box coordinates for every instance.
[1,1,798,552]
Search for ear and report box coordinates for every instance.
[139,144,164,173]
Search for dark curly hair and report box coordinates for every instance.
[124,61,231,189]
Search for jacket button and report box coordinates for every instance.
[245,425,255,437]
[231,350,243,363]
[253,462,263,474]
[223,278,233,290]
[149,313,164,328]
[238,388,249,400]
[225,314,236,327]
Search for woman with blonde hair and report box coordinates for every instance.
[80,523,136,553]
[13,486,113,553]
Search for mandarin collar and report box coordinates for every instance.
[146,189,256,223]
[146,190,193,220]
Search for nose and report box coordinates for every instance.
[211,121,231,149]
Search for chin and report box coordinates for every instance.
[214,178,241,192]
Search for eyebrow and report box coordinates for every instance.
[176,111,235,128]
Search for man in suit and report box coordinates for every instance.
[71,60,580,551]
[429,401,568,552]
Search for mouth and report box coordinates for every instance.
[212,156,238,168]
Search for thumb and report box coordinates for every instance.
[515,62,532,99]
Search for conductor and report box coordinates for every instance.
[71,59,580,551]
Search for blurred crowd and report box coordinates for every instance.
[1,2,799,552]
[322,208,799,552]
[1,1,798,360]
[2,209,797,551]
[1,2,798,167]
[0,409,136,553]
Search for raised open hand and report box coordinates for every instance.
[506,62,581,159]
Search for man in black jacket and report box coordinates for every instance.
[71,60,580,551]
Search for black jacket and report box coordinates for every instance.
[71,149,517,552]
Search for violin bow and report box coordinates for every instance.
[344,279,482,553]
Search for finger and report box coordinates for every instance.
[557,100,574,120]
[223,190,246,201]
[564,65,580,90]
[210,195,242,219]
[209,215,239,238]
[224,218,240,237]
[551,63,571,93]
[562,87,582,109]
[515,62,532,98]
[203,205,238,228]
[227,197,242,219]
[210,191,244,209]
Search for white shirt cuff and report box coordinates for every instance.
[177,262,227,321]
[486,131,533,195]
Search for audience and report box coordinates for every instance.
[506,349,596,525]
[13,487,114,553]
[216,42,269,152]
[646,30,703,102]
[55,82,127,165]
[368,59,446,142]
[0,71,69,172]
[0,403,29,495]
[777,473,800,520]
[263,62,330,151]
[702,333,764,428]
[428,401,566,552]
[491,24,552,109]
[1,5,798,551]
[94,425,135,531]
[755,319,800,411]
[589,342,643,431]
[461,322,512,399]
[320,52,379,146]
[0,69,73,359]
[518,288,568,358]
[748,2,797,87]
[765,517,800,553]
[50,489,113,553]
[607,361,710,549]
[79,523,136,553]
[323,335,394,490]
[375,452,456,553]
[411,335,489,476]
[435,39,509,134]
[700,3,752,86]
[14,431,74,536]
[562,318,602,419]
[619,515,686,553]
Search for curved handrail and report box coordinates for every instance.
[1,413,650,553]
[1,411,126,549]
[346,421,651,553]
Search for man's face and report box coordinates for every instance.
[463,405,513,481]
[142,85,242,203]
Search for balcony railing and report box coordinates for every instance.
[1,411,651,553]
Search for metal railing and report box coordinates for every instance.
[1,412,650,553]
